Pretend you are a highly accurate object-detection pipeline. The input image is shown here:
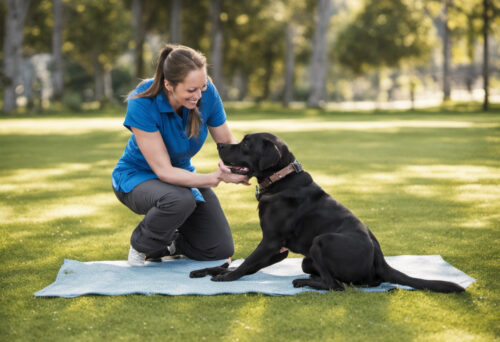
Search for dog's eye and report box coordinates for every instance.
[239,141,250,153]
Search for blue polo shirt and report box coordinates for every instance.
[112,79,226,200]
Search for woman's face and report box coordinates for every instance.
[165,68,207,111]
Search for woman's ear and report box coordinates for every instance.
[164,80,173,92]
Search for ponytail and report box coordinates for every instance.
[129,45,174,100]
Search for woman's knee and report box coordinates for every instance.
[212,240,234,260]
[192,239,234,261]
[157,187,196,215]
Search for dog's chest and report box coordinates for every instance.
[259,197,323,254]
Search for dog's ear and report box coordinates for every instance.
[258,140,282,170]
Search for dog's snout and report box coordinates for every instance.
[217,143,233,151]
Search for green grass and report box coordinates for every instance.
[1,108,499,341]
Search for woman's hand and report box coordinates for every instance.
[216,161,250,185]
[218,160,233,174]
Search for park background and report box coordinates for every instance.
[1,1,500,342]
[1,0,499,112]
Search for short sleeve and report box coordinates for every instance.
[205,83,227,127]
[123,97,159,133]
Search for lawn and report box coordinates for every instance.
[0,107,499,341]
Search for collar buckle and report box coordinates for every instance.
[291,160,303,173]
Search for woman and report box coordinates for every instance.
[112,44,249,266]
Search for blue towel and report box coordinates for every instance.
[34,255,475,298]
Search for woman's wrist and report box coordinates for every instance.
[211,169,223,187]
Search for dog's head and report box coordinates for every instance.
[217,132,295,180]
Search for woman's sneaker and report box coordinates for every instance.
[167,240,176,256]
[128,246,146,266]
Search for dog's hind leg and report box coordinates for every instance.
[301,257,319,276]
[293,236,344,291]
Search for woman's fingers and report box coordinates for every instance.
[218,160,232,173]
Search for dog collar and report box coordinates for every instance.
[256,160,303,200]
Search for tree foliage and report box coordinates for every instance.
[23,0,52,55]
[63,0,129,73]
[3,0,497,112]
[335,0,434,74]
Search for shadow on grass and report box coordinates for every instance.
[1,114,499,341]
[0,131,125,171]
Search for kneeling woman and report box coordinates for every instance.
[112,44,249,266]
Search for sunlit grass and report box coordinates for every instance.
[1,110,499,341]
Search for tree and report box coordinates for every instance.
[128,0,178,80]
[307,0,332,108]
[282,0,314,107]
[0,3,5,60]
[442,0,452,101]
[283,22,296,107]
[424,0,499,107]
[170,0,182,43]
[131,0,144,80]
[210,0,224,97]
[52,0,64,100]
[482,0,491,111]
[217,0,316,101]
[2,0,31,113]
[21,0,53,109]
[64,0,129,103]
[221,0,284,100]
[335,0,433,75]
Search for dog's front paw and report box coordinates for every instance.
[189,262,230,278]
[211,271,238,282]
[211,273,230,282]
[189,269,209,278]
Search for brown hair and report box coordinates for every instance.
[130,44,206,138]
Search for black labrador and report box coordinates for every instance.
[190,133,465,293]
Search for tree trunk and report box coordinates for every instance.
[131,0,145,80]
[465,14,475,97]
[170,0,182,44]
[21,57,34,109]
[261,50,274,101]
[410,77,416,110]
[93,47,105,103]
[52,0,64,101]
[210,0,225,98]
[104,69,113,101]
[482,0,489,111]
[2,0,31,113]
[234,71,248,100]
[387,72,398,101]
[373,70,381,110]
[307,0,331,108]
[283,23,296,108]
[442,0,451,102]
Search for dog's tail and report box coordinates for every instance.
[375,253,465,293]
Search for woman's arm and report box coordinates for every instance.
[208,122,239,144]
[132,127,221,188]
[132,126,248,187]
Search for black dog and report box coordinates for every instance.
[190,133,465,293]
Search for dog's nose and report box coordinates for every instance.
[217,143,224,151]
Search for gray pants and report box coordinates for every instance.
[114,179,234,261]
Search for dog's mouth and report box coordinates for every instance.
[227,165,250,175]
[222,161,250,175]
